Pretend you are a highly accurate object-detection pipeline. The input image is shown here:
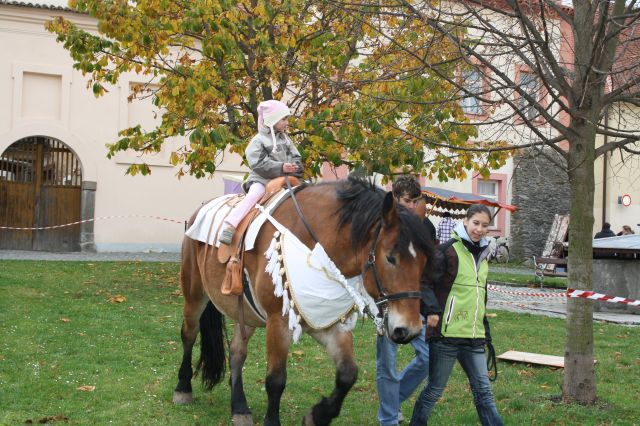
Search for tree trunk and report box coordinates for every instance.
[563,131,597,404]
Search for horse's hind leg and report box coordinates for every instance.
[303,327,358,426]
[229,322,256,426]
[173,241,208,404]
[264,315,292,426]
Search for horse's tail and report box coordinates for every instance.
[195,300,227,390]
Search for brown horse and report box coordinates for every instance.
[172,177,434,425]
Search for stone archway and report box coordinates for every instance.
[0,136,92,251]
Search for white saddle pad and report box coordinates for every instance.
[184,190,290,251]
[282,231,363,329]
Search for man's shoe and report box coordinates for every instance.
[397,411,405,423]
[219,226,236,245]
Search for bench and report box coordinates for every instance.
[533,256,567,287]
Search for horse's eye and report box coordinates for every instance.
[386,255,396,266]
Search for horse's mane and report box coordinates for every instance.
[334,176,434,261]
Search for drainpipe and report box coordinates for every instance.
[602,108,609,228]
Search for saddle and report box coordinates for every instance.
[218,176,301,296]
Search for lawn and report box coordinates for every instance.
[0,260,637,425]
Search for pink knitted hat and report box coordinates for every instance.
[257,100,291,129]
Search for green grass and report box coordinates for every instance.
[1,260,638,425]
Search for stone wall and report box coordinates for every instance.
[594,259,640,314]
[510,149,570,261]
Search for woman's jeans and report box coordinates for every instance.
[376,322,429,426]
[410,340,503,426]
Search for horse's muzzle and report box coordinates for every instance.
[388,326,419,344]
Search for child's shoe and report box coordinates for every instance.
[218,226,236,245]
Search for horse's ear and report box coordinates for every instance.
[382,192,399,228]
[415,198,427,220]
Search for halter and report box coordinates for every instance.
[362,222,423,307]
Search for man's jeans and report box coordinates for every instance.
[376,322,429,426]
[410,340,503,426]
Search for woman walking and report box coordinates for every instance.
[410,204,503,426]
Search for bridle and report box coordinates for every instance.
[362,221,423,307]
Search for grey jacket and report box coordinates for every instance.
[244,129,303,191]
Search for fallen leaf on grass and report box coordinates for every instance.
[292,350,304,356]
[539,384,551,389]
[60,318,71,323]
[486,313,498,318]
[108,295,126,303]
[76,385,95,392]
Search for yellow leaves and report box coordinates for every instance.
[108,294,127,303]
[253,2,266,18]
[77,385,96,392]
[169,151,180,166]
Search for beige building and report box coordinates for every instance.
[0,0,248,252]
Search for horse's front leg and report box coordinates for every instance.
[264,315,292,426]
[229,322,256,426]
[304,326,358,426]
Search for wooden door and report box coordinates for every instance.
[0,137,82,251]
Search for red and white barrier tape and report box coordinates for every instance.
[487,284,565,298]
[0,215,184,230]
[566,288,640,306]
[488,284,640,306]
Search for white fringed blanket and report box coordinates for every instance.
[258,206,381,342]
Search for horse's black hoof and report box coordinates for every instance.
[172,391,193,404]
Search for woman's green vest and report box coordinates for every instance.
[441,237,488,339]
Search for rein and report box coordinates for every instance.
[362,222,423,306]
[284,175,319,244]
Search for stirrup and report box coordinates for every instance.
[219,227,236,245]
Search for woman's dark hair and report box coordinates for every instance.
[392,176,421,199]
[466,204,492,220]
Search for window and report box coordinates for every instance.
[461,69,484,115]
[518,71,540,120]
[477,180,498,227]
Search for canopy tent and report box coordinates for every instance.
[421,186,517,219]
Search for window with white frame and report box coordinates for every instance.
[477,180,498,227]
[518,71,540,120]
[461,69,483,115]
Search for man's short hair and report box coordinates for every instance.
[392,176,421,199]
[442,211,451,218]
[603,222,611,230]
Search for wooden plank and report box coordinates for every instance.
[498,350,597,368]
[498,350,566,368]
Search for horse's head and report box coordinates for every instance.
[335,177,434,344]
[362,192,433,343]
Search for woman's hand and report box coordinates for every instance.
[426,314,439,328]
[282,163,299,174]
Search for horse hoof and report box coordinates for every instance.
[232,414,254,426]
[302,411,316,426]
[172,391,193,404]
